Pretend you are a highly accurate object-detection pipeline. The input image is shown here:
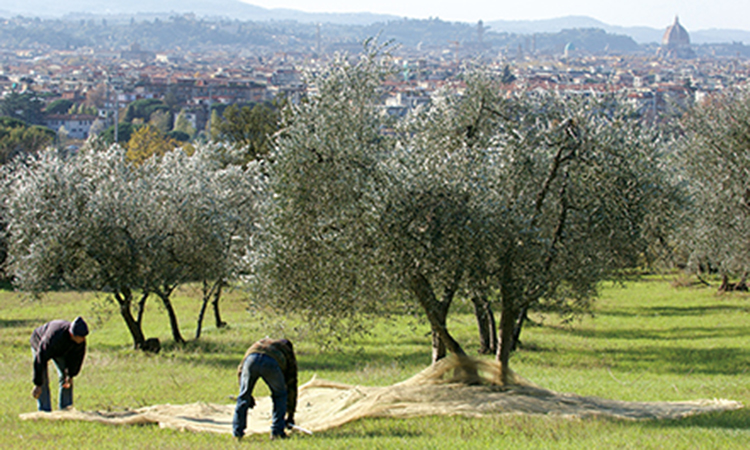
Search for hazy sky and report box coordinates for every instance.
[242,1,749,31]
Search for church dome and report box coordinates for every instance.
[662,16,690,47]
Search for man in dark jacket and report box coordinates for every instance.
[232,338,298,440]
[30,317,88,412]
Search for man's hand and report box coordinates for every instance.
[285,416,295,429]
[32,385,42,399]
[62,376,72,389]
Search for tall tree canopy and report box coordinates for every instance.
[124,98,170,123]
[0,117,55,164]
[100,122,140,145]
[125,124,183,166]
[212,102,280,163]
[45,99,75,115]
[0,92,45,125]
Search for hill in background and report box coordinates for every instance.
[0,1,748,45]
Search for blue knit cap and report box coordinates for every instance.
[71,316,89,337]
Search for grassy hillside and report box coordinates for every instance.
[1,276,748,449]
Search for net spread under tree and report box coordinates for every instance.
[19,356,740,434]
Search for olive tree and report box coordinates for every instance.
[387,76,677,375]
[139,146,263,341]
[3,146,153,347]
[263,50,677,382]
[2,144,261,348]
[260,49,394,339]
[264,58,498,362]
[461,91,677,382]
[677,88,750,289]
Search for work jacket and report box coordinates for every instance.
[30,320,86,386]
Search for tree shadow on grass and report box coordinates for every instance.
[90,340,249,371]
[298,348,430,374]
[160,338,246,356]
[604,345,750,375]
[0,318,38,328]
[323,418,424,439]
[598,304,749,318]
[518,341,750,376]
[147,336,432,375]
[569,325,750,341]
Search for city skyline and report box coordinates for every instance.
[242,0,750,32]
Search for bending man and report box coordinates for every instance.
[30,316,89,412]
[233,338,298,440]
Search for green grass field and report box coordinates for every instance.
[1,276,748,449]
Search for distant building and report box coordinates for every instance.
[563,42,576,58]
[658,16,695,59]
[45,114,97,140]
[662,16,690,47]
[121,43,155,63]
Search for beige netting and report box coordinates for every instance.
[19,355,742,435]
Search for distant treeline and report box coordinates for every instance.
[0,15,643,55]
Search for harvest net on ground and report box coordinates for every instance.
[19,355,742,434]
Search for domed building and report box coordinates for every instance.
[658,16,695,58]
[563,42,576,58]
[662,16,690,46]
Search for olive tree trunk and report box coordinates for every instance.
[196,279,227,339]
[407,270,466,362]
[496,263,519,385]
[471,291,497,355]
[113,287,146,349]
[155,285,185,344]
[212,281,227,328]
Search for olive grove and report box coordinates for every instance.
[677,87,750,290]
[0,49,682,379]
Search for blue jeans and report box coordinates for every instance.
[32,349,72,412]
[232,353,288,437]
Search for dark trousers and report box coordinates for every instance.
[32,349,72,412]
[233,353,288,437]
